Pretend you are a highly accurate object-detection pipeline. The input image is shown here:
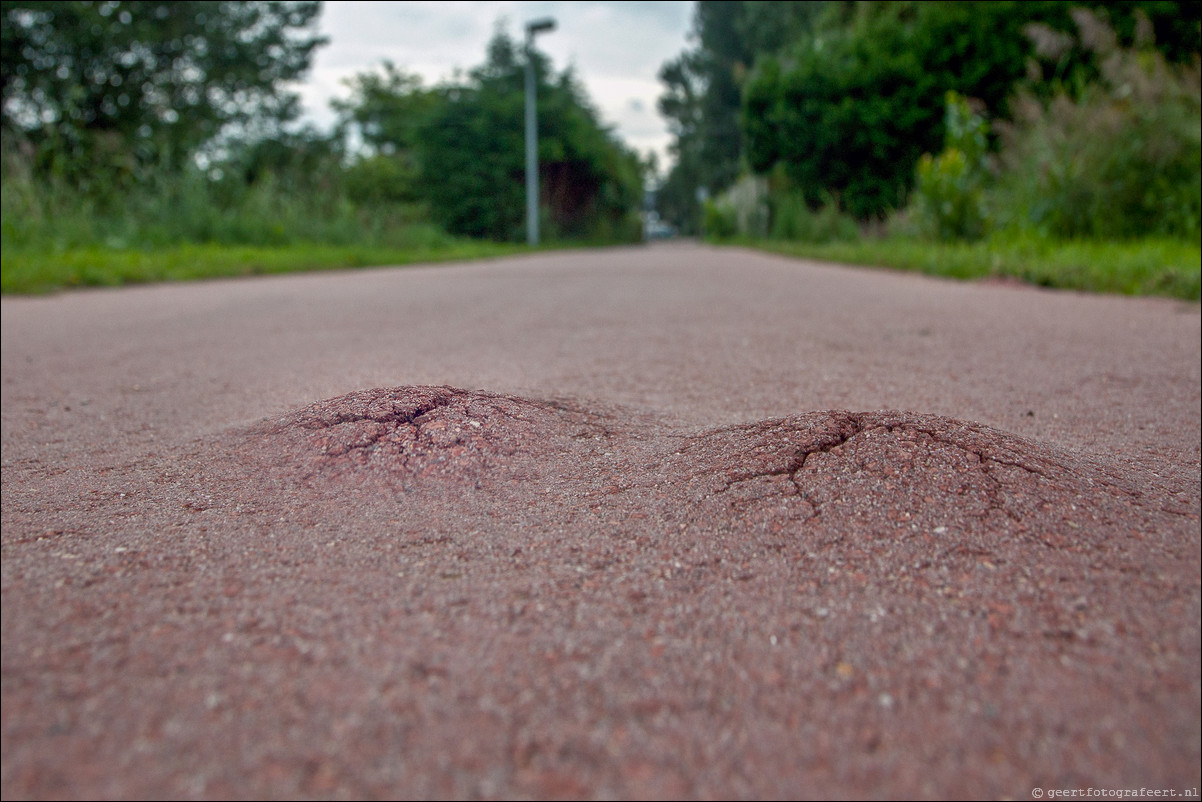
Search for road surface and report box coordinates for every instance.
[3,243,1199,798]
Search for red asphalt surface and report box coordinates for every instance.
[2,243,1199,799]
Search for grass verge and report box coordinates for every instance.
[744,235,1201,301]
[1,241,530,295]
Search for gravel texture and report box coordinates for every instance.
[2,243,1199,799]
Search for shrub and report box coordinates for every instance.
[769,192,860,244]
[911,92,991,241]
[703,200,739,239]
[993,10,1201,240]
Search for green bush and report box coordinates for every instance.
[1,142,451,256]
[344,154,421,206]
[993,10,1201,241]
[911,92,991,241]
[703,200,739,239]
[742,2,1068,221]
[750,233,1200,301]
[769,192,859,244]
[339,34,644,244]
[741,11,931,221]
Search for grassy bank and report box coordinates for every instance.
[0,240,529,295]
[7,235,1198,299]
[745,235,1201,301]
[1,151,550,294]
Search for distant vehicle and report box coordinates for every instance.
[643,216,676,240]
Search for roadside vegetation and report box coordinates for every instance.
[0,132,530,293]
[5,2,1199,300]
[659,2,1201,301]
[1,2,644,294]
[751,236,1200,300]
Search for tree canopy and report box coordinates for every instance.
[657,0,1202,225]
[337,30,644,242]
[1,0,326,183]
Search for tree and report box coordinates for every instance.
[655,50,704,233]
[332,62,435,205]
[742,2,1065,219]
[1,1,326,186]
[334,61,435,157]
[339,29,644,243]
[655,1,831,231]
[661,0,1200,225]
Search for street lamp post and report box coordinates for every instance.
[525,17,555,247]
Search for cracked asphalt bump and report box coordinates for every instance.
[247,387,1157,557]
[249,386,611,490]
[668,410,1151,552]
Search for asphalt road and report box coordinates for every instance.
[3,242,1199,799]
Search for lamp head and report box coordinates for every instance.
[526,18,556,37]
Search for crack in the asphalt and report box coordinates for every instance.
[276,388,624,488]
[715,414,1070,527]
[264,390,1166,541]
[712,413,870,494]
[295,390,455,432]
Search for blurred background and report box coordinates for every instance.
[2,1,1199,297]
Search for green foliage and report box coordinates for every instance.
[659,1,1198,225]
[768,192,860,244]
[702,199,739,239]
[344,154,421,206]
[993,10,1202,240]
[684,1,753,193]
[750,233,1201,300]
[702,172,861,244]
[911,92,992,241]
[656,1,834,232]
[418,80,526,241]
[743,7,928,220]
[2,21,643,289]
[1,128,432,254]
[743,1,1054,220]
[1,1,326,186]
[1,126,529,294]
[0,1,347,267]
[337,31,644,243]
[1,240,526,295]
[332,61,433,206]
[657,1,1202,300]
[333,62,435,155]
[654,158,703,236]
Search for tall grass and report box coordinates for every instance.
[0,241,527,294]
[768,193,860,244]
[0,143,530,293]
[2,158,447,254]
[751,233,1201,301]
[991,11,1201,241]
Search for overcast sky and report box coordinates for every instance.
[294,1,696,169]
